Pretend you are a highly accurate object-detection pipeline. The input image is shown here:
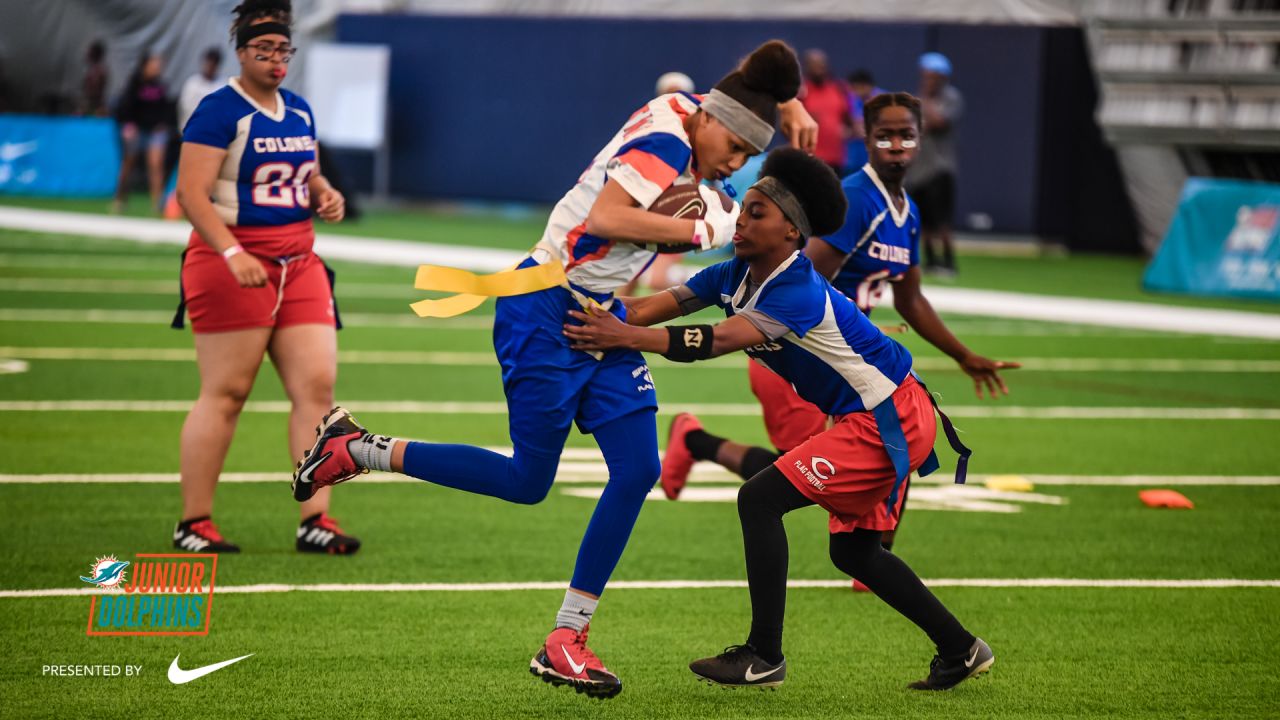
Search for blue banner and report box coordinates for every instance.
[0,114,121,197]
[1144,178,1280,301]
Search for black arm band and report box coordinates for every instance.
[663,324,715,363]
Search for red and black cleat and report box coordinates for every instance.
[173,516,240,553]
[530,625,622,699]
[660,412,703,500]
[296,512,361,555]
[293,407,368,502]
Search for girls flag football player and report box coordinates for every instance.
[562,147,994,691]
[172,0,359,555]
[292,41,818,698]
[660,93,1018,572]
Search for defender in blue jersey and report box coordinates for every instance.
[564,148,993,691]
[660,94,1017,562]
[171,0,358,556]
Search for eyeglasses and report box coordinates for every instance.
[246,43,298,63]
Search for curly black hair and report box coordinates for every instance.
[230,0,292,41]
[757,147,847,237]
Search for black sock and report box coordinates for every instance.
[830,529,974,657]
[178,515,210,528]
[684,429,725,462]
[738,466,814,665]
[737,447,782,482]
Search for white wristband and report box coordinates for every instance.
[222,244,245,261]
[693,219,711,252]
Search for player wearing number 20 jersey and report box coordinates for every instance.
[184,79,318,231]
[178,77,333,332]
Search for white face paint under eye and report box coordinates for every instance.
[901,139,918,149]
[874,140,892,149]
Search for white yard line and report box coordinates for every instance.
[0,308,1201,339]
[3,577,1277,599]
[2,206,1279,339]
[0,277,416,298]
[1,345,1278,373]
[0,252,176,271]
[2,470,1276,486]
[1,399,1277,419]
[0,308,494,329]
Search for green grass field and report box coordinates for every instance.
[0,205,1278,719]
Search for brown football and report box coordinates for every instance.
[646,184,734,254]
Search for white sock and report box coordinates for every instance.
[555,589,598,632]
[346,434,398,472]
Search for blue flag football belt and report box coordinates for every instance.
[873,372,972,514]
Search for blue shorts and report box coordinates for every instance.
[493,284,657,439]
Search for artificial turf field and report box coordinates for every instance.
[0,205,1278,718]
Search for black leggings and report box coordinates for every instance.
[738,466,973,664]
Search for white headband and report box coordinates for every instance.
[701,89,774,153]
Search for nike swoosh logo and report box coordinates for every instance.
[301,452,332,482]
[744,663,781,682]
[964,645,981,668]
[561,646,586,675]
[167,653,254,684]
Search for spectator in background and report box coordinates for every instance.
[81,41,109,116]
[113,52,173,214]
[906,52,963,276]
[178,48,224,132]
[845,69,884,171]
[654,71,694,95]
[800,49,853,177]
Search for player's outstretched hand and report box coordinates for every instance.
[314,187,345,222]
[227,252,268,288]
[564,306,632,352]
[777,99,818,153]
[959,352,1020,400]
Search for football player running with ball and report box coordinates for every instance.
[563,147,994,692]
[292,41,818,698]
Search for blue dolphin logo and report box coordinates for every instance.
[81,560,129,586]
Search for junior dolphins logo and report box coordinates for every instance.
[83,553,218,637]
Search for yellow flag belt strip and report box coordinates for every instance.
[410,261,567,318]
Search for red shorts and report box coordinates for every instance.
[181,222,335,333]
[775,375,937,534]
[747,358,829,452]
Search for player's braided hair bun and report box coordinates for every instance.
[758,147,848,237]
[230,0,293,40]
[713,40,801,126]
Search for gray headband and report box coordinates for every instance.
[750,176,812,237]
[701,89,774,154]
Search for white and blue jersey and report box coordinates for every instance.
[182,78,318,228]
[821,164,921,313]
[683,252,914,414]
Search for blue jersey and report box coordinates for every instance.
[821,165,921,313]
[684,252,914,414]
[182,79,318,227]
